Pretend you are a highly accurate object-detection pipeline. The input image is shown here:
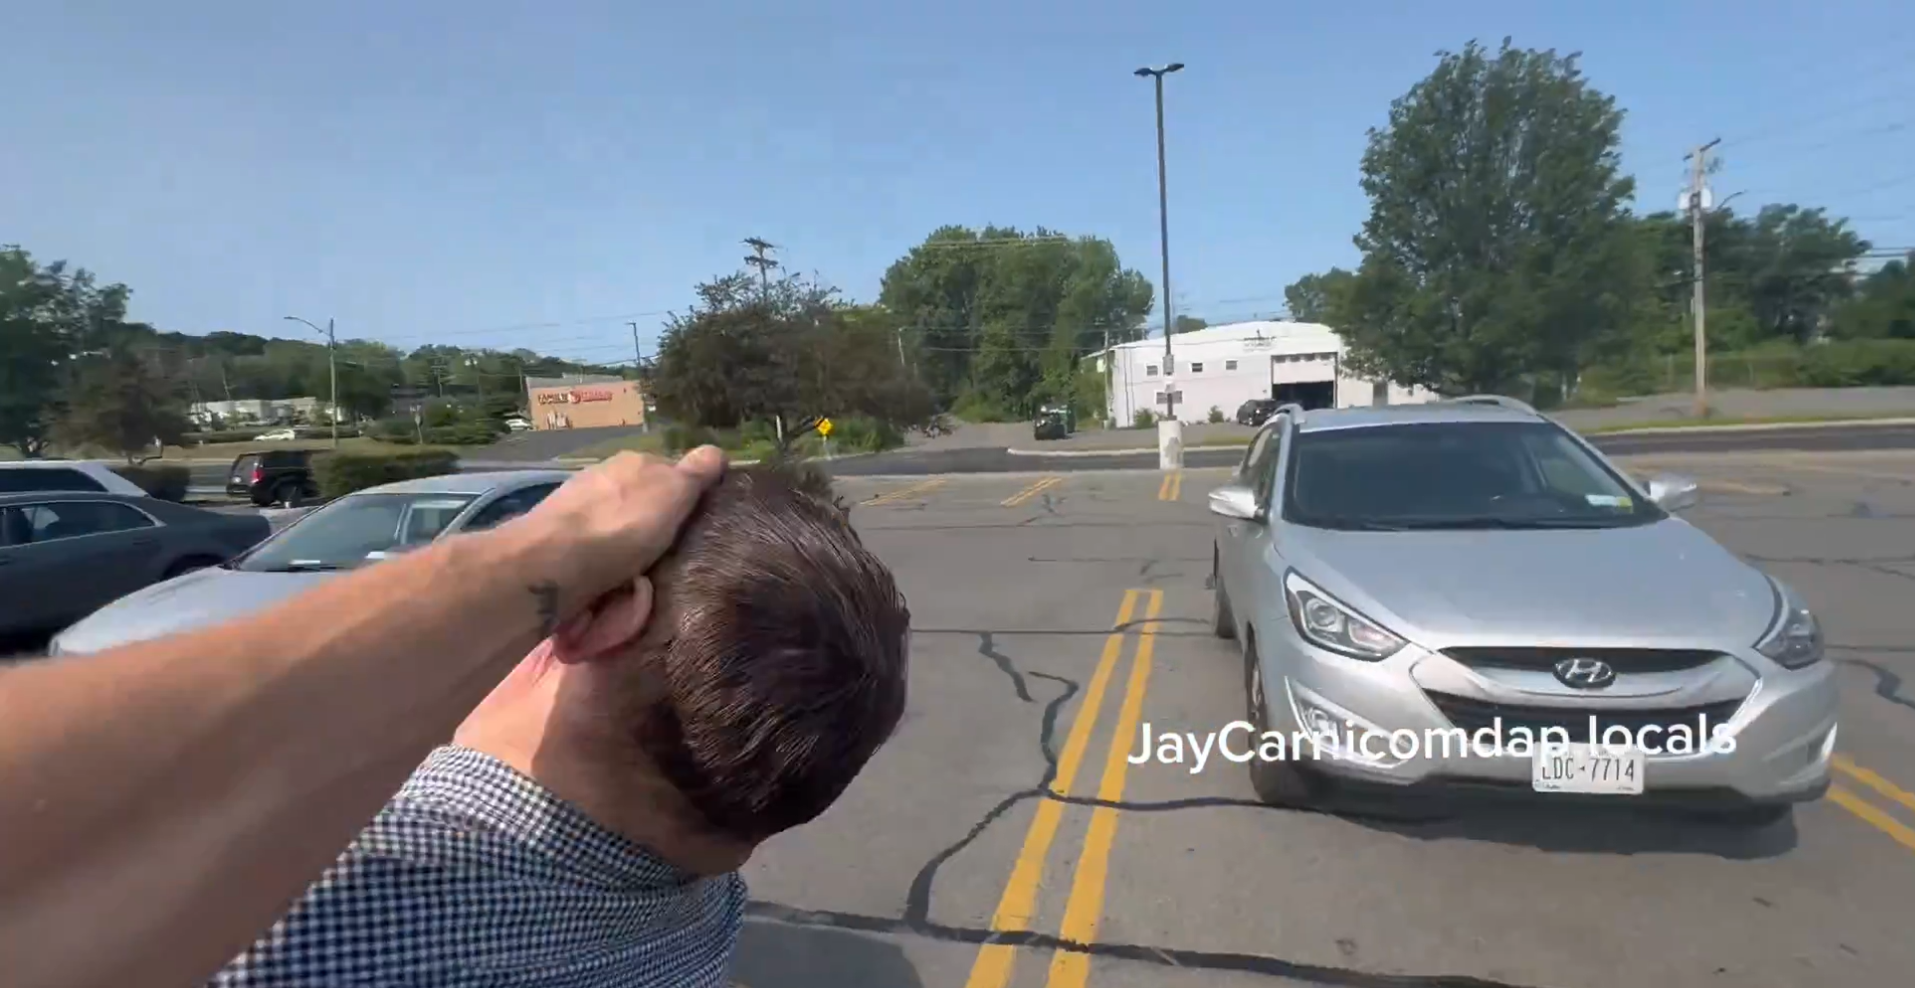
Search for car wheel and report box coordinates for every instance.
[274,481,303,508]
[1211,549,1235,640]
[1243,639,1320,807]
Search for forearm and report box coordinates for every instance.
[0,520,566,988]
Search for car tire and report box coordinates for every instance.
[274,481,303,508]
[1211,549,1235,640]
[1243,638,1320,807]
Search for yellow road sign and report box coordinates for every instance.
[817,417,833,437]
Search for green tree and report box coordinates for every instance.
[1,248,146,456]
[51,347,191,464]
[878,226,1153,415]
[1832,253,1915,340]
[1335,39,1641,395]
[1282,268,1355,324]
[1172,315,1208,334]
[651,271,931,450]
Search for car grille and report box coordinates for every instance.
[1423,691,1746,736]
[1441,646,1723,674]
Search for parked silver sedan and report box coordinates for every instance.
[48,470,574,656]
[1208,397,1836,826]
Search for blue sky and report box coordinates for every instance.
[7,1,1913,367]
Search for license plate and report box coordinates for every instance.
[1532,744,1644,794]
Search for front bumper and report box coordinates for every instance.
[1258,633,1839,806]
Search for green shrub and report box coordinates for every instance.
[952,393,1018,423]
[422,420,503,446]
[738,419,778,445]
[313,449,460,499]
[1133,407,1157,428]
[827,415,904,454]
[662,423,722,453]
[1583,339,1915,396]
[110,463,190,502]
[1206,405,1225,424]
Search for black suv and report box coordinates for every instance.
[1234,399,1280,426]
[227,450,321,506]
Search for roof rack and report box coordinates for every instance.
[1445,394,1538,415]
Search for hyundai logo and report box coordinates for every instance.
[1553,657,1616,689]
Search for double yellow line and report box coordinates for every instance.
[862,477,946,506]
[1003,476,1063,507]
[1156,471,1183,502]
[964,587,1164,988]
[1829,753,1915,852]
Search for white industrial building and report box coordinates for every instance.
[1093,320,1435,425]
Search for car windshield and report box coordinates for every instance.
[1282,420,1664,530]
[232,492,479,572]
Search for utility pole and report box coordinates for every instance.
[1135,61,1184,468]
[895,327,907,369]
[743,237,779,296]
[284,315,340,448]
[628,321,644,371]
[1685,139,1720,419]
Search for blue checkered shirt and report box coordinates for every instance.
[209,745,747,987]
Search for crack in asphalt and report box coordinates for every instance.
[1833,653,1915,713]
[879,626,1559,988]
[742,900,1549,988]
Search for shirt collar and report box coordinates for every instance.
[394,744,703,891]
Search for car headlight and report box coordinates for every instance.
[1756,578,1824,669]
[1283,570,1406,660]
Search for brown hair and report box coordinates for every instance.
[631,465,909,842]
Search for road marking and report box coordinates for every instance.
[1833,754,1915,815]
[1003,476,1063,507]
[962,590,1142,988]
[1829,786,1915,853]
[1046,588,1163,988]
[1156,471,1183,502]
[862,478,946,506]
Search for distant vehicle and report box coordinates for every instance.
[0,460,150,497]
[1033,403,1075,441]
[253,428,299,441]
[1208,396,1835,827]
[227,449,323,507]
[505,417,532,432]
[1235,398,1281,427]
[0,492,271,638]
[50,470,573,656]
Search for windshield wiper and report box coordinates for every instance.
[1394,516,1620,530]
[1304,517,1412,532]
[253,561,346,572]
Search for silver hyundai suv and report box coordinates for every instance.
[1207,396,1836,826]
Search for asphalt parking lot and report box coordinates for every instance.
[731,452,1915,988]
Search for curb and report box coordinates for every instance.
[1582,416,1915,437]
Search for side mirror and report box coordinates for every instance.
[1644,472,1700,512]
[1208,484,1263,521]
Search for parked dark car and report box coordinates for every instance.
[0,492,272,637]
[1033,405,1073,441]
[1234,398,1280,426]
[227,449,322,506]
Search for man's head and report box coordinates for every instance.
[461,464,908,861]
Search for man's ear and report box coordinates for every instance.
[549,577,655,664]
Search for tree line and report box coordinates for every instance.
[1281,38,1915,404]
[1,245,631,458]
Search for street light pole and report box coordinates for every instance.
[1135,61,1184,469]
[284,315,339,449]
